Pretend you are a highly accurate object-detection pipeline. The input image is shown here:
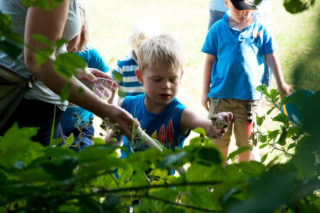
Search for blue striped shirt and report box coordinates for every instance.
[111,51,144,99]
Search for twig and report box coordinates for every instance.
[121,194,223,212]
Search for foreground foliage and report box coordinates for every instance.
[1,87,320,212]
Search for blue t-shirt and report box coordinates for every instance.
[201,13,277,101]
[61,45,109,131]
[76,45,109,73]
[121,95,189,157]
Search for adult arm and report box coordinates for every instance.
[24,1,136,138]
[202,54,216,111]
[180,109,232,139]
[265,53,292,97]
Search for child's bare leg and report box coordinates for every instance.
[239,149,251,162]
[219,146,229,162]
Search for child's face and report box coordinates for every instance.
[67,33,81,52]
[136,63,183,112]
[225,0,252,24]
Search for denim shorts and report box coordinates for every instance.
[208,98,260,147]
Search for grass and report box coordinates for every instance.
[87,0,320,153]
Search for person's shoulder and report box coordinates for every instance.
[169,98,187,111]
[122,94,144,110]
[124,94,144,103]
[117,51,137,66]
[208,13,228,33]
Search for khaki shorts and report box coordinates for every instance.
[208,98,260,148]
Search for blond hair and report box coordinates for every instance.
[129,19,161,51]
[137,33,184,73]
[78,0,88,51]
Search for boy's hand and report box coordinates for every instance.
[201,94,209,111]
[210,112,233,138]
[278,82,294,97]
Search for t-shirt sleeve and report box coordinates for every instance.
[201,26,218,56]
[263,27,278,55]
[88,48,109,73]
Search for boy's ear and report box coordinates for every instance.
[180,70,184,79]
[135,69,143,85]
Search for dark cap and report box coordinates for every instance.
[230,0,258,11]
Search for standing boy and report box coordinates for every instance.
[119,33,232,157]
[201,0,292,162]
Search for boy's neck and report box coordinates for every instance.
[144,98,171,114]
[228,15,253,31]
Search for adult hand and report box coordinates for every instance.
[77,68,113,86]
[104,105,140,140]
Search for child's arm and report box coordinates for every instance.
[202,54,216,111]
[180,109,232,139]
[265,53,292,97]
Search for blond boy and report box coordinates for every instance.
[119,33,232,157]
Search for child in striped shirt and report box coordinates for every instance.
[111,20,161,104]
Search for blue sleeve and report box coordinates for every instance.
[201,25,218,56]
[77,46,109,73]
[263,27,278,55]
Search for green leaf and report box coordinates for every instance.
[259,143,268,149]
[277,126,287,146]
[40,157,78,180]
[256,114,265,126]
[32,34,52,47]
[0,12,13,32]
[0,40,22,59]
[34,47,54,66]
[60,82,71,102]
[55,38,68,48]
[256,84,269,96]
[261,153,268,163]
[53,52,86,80]
[64,132,75,147]
[227,146,251,160]
[149,188,179,203]
[258,133,267,143]
[186,163,223,182]
[287,143,296,151]
[103,193,122,211]
[267,106,275,115]
[158,151,187,169]
[0,124,44,168]
[189,136,203,145]
[270,89,280,102]
[267,130,280,141]
[238,161,265,177]
[22,0,64,10]
[192,127,206,136]
[272,113,290,128]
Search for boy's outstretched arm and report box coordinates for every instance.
[180,109,232,139]
[202,54,216,111]
[265,53,293,97]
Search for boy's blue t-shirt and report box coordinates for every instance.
[201,13,277,100]
[61,45,109,131]
[121,94,189,157]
